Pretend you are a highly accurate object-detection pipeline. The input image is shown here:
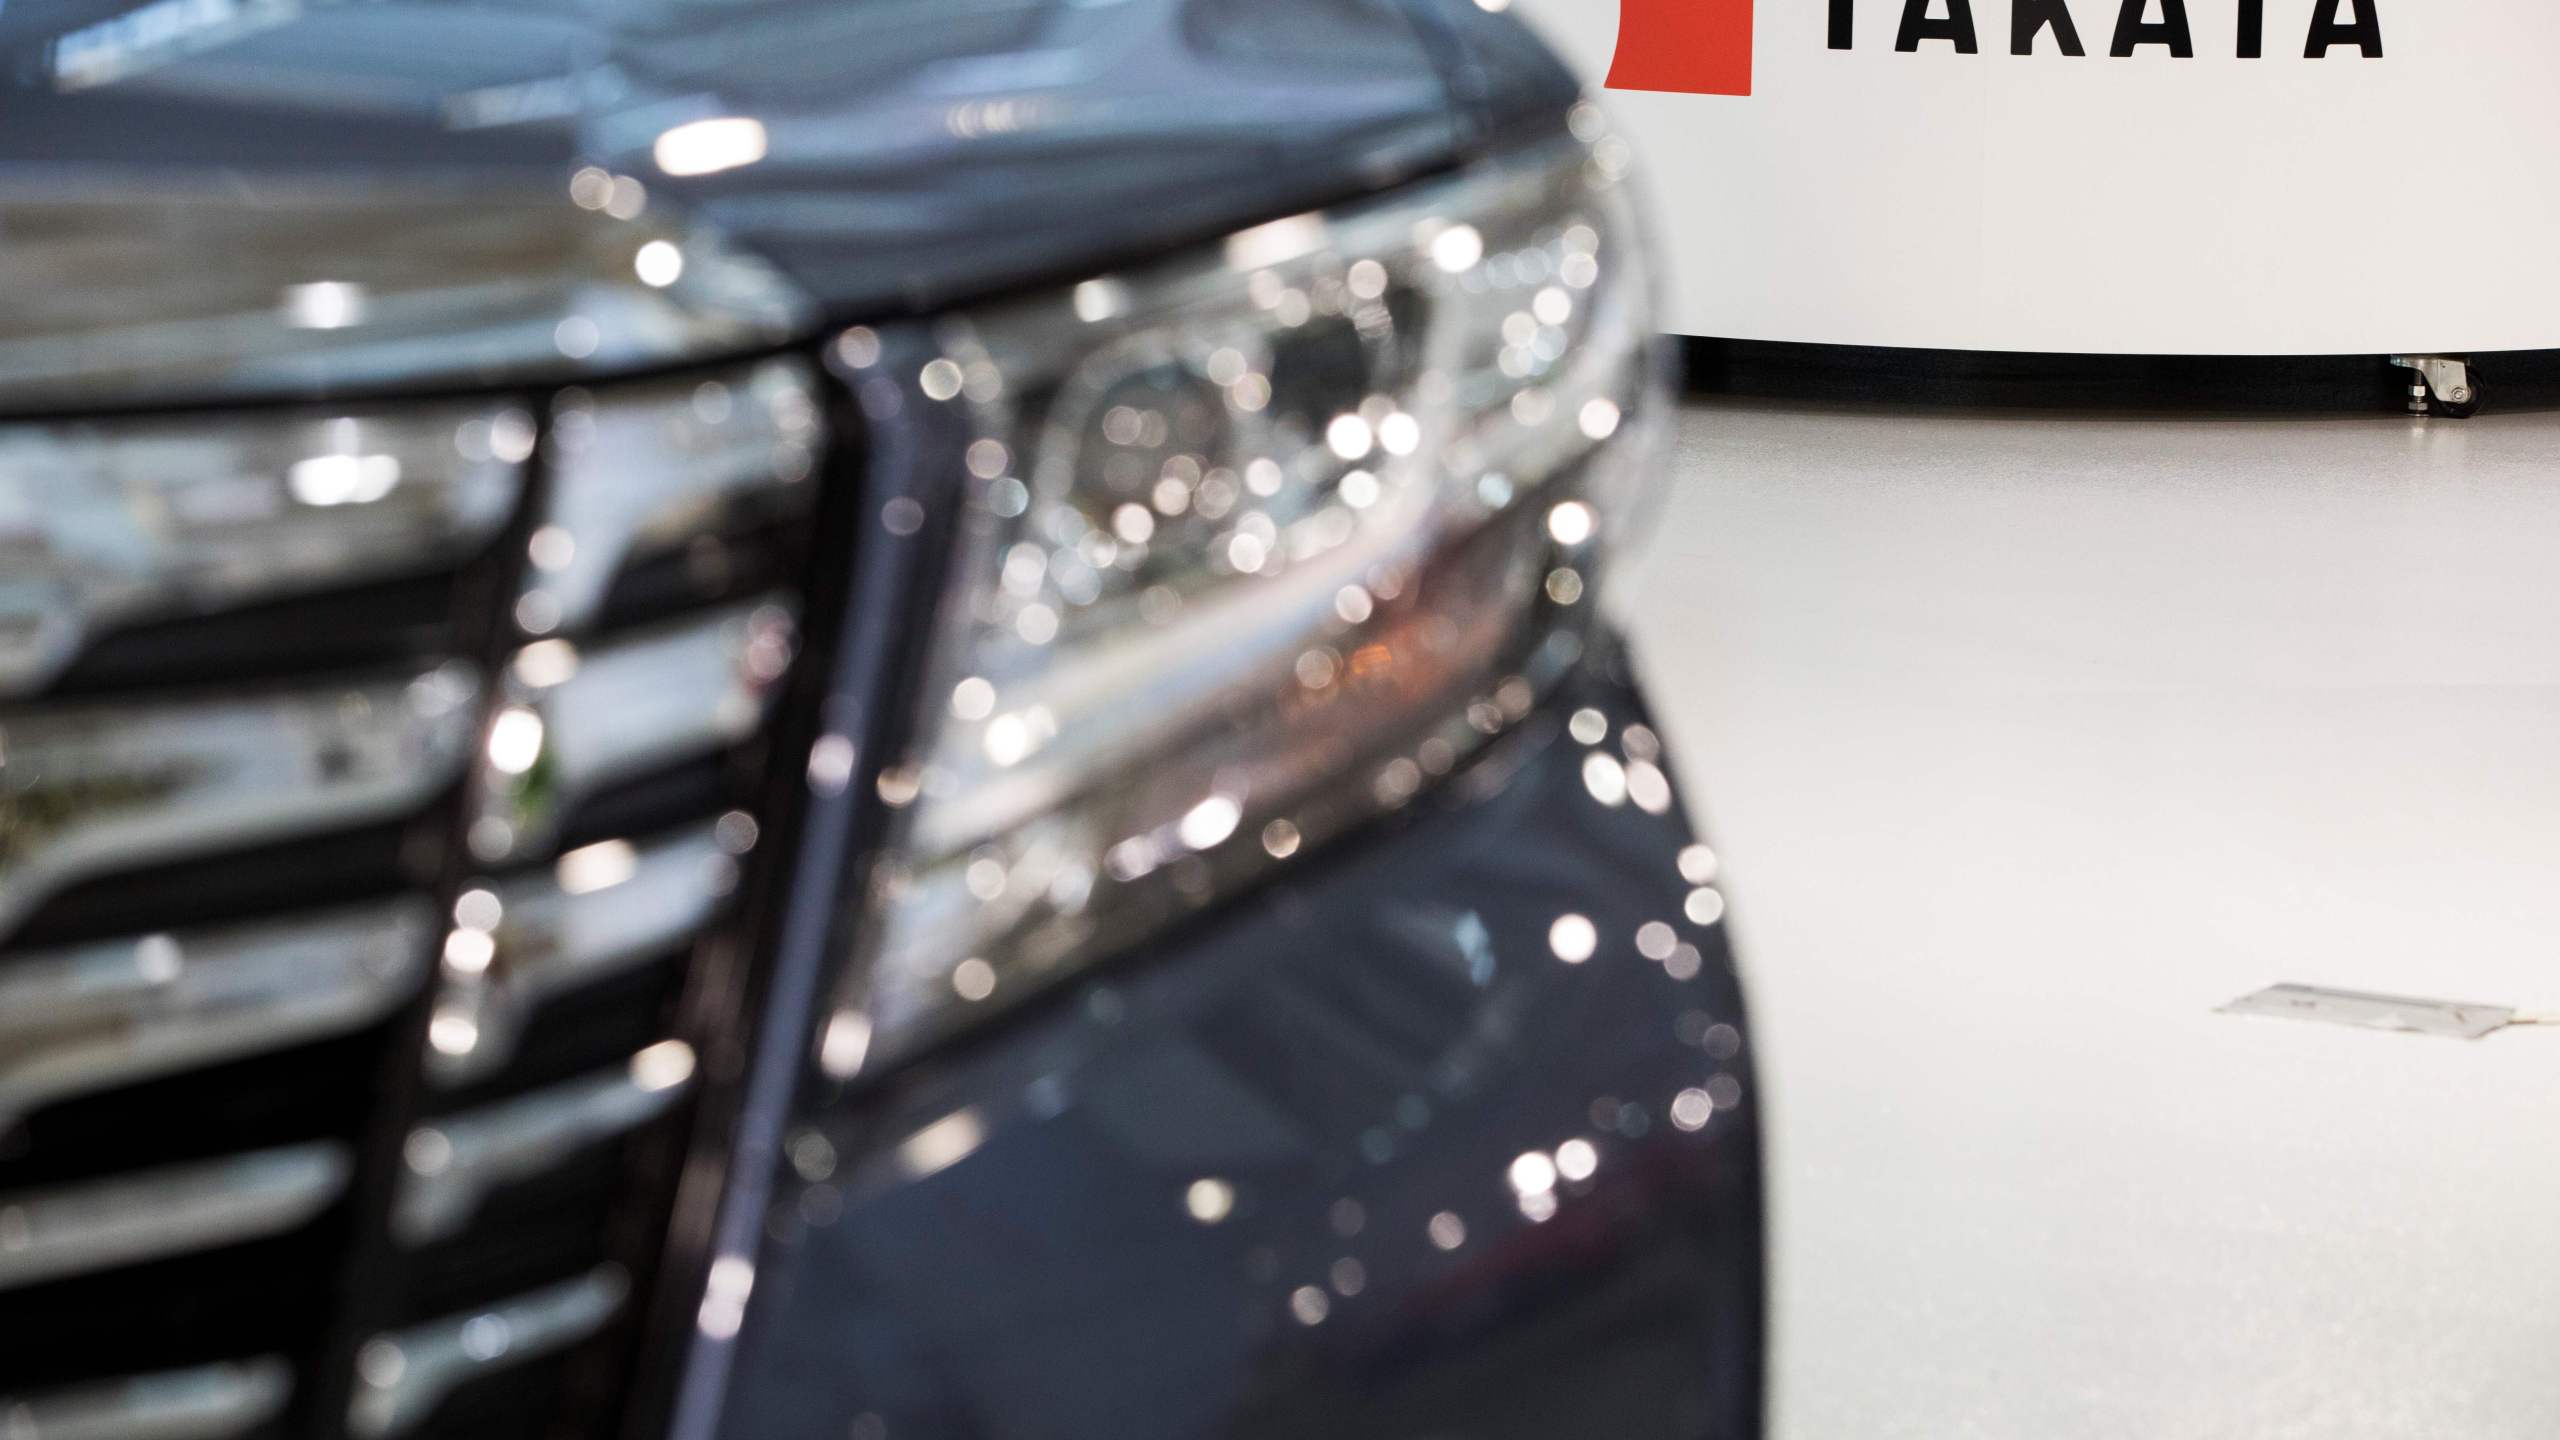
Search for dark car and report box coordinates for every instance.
[0,2,1762,1438]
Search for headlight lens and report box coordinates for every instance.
[826,123,1665,1073]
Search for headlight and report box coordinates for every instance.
[823,121,1666,1074]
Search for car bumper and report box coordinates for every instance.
[713,639,1766,1440]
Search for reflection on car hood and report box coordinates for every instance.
[0,0,1573,411]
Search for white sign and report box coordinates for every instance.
[1518,0,2560,354]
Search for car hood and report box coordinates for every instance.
[0,0,1574,412]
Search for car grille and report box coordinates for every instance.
[0,355,840,1439]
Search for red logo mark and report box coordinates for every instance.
[1605,0,1755,97]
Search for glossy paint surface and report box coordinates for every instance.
[0,0,1575,410]
[714,648,1764,1440]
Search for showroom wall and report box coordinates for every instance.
[1514,0,2560,354]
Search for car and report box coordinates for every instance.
[0,3,1763,1438]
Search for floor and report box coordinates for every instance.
[1620,399,2560,1440]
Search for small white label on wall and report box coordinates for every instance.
[2221,984,2524,1039]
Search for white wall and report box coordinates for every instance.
[1516,0,2560,354]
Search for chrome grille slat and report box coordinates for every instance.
[0,900,432,1135]
[0,1142,349,1294]
[0,665,481,940]
[395,1042,695,1245]
[0,1358,291,1440]
[0,405,525,699]
[536,599,795,804]
[466,598,795,866]
[428,823,737,1087]
[524,359,820,635]
[346,1266,629,1440]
